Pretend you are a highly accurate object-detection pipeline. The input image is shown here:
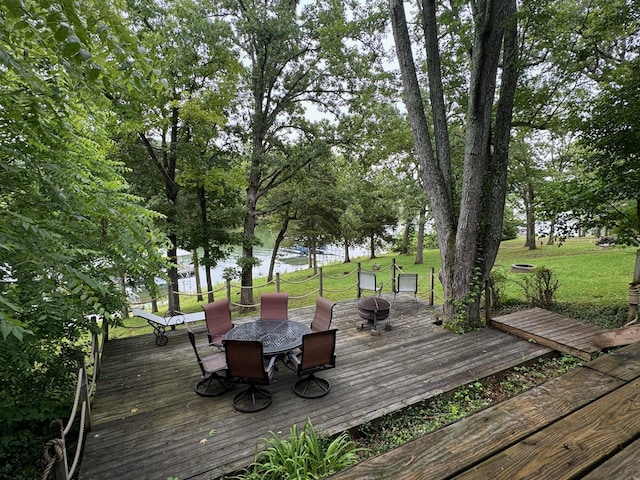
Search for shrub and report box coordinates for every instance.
[515,266,560,308]
[230,418,365,479]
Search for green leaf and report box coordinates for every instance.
[55,24,71,42]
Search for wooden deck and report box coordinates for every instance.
[330,341,640,480]
[78,298,556,480]
[491,307,604,361]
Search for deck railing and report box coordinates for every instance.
[40,316,104,480]
[136,259,441,310]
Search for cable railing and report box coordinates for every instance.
[41,316,104,480]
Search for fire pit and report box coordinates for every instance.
[357,297,391,334]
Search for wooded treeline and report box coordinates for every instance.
[0,0,638,476]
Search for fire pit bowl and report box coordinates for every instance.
[357,297,391,333]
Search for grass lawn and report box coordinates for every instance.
[111,236,638,339]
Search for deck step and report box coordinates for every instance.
[490,307,605,361]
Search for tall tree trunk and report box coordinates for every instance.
[524,181,537,249]
[167,235,180,314]
[547,219,556,245]
[242,177,258,307]
[343,240,351,263]
[415,203,427,264]
[198,184,215,302]
[401,222,410,254]
[391,0,517,329]
[192,250,203,302]
[369,234,376,259]
[268,216,290,282]
[311,237,318,275]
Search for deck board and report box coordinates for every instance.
[490,307,605,360]
[79,300,554,480]
[330,342,640,480]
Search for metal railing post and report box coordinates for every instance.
[319,267,323,297]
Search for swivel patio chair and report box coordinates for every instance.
[286,329,337,399]
[259,292,289,321]
[358,271,382,297]
[310,296,337,332]
[394,273,418,306]
[223,339,277,412]
[202,299,234,348]
[186,326,231,397]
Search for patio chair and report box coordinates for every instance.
[186,326,231,397]
[223,339,277,412]
[286,329,337,398]
[394,273,418,306]
[358,271,382,297]
[260,292,289,321]
[202,299,234,348]
[310,296,337,332]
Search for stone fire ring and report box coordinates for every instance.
[510,263,537,273]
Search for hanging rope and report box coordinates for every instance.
[41,438,65,480]
[322,283,359,294]
[288,290,319,300]
[280,274,320,284]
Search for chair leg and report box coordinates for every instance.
[195,373,232,397]
[232,385,273,412]
[294,374,331,399]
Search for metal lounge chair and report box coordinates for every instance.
[287,329,337,398]
[310,296,337,332]
[202,299,234,347]
[394,273,418,306]
[223,339,277,412]
[186,325,231,397]
[259,292,289,320]
[133,308,205,346]
[358,271,382,297]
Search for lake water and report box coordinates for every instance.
[134,245,369,303]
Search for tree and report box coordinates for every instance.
[223,0,388,305]
[390,0,520,330]
[0,0,167,474]
[113,0,241,312]
[575,56,640,244]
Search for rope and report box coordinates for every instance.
[175,284,226,296]
[280,274,320,284]
[288,290,319,300]
[41,438,65,480]
[229,300,260,308]
[322,269,357,280]
[68,401,87,478]
[64,368,83,436]
[321,284,359,293]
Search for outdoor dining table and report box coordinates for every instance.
[223,320,311,355]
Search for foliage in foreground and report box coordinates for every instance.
[227,419,365,480]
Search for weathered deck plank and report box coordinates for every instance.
[330,342,640,480]
[329,367,625,480]
[491,307,605,360]
[581,437,640,479]
[453,378,640,480]
[79,300,553,480]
